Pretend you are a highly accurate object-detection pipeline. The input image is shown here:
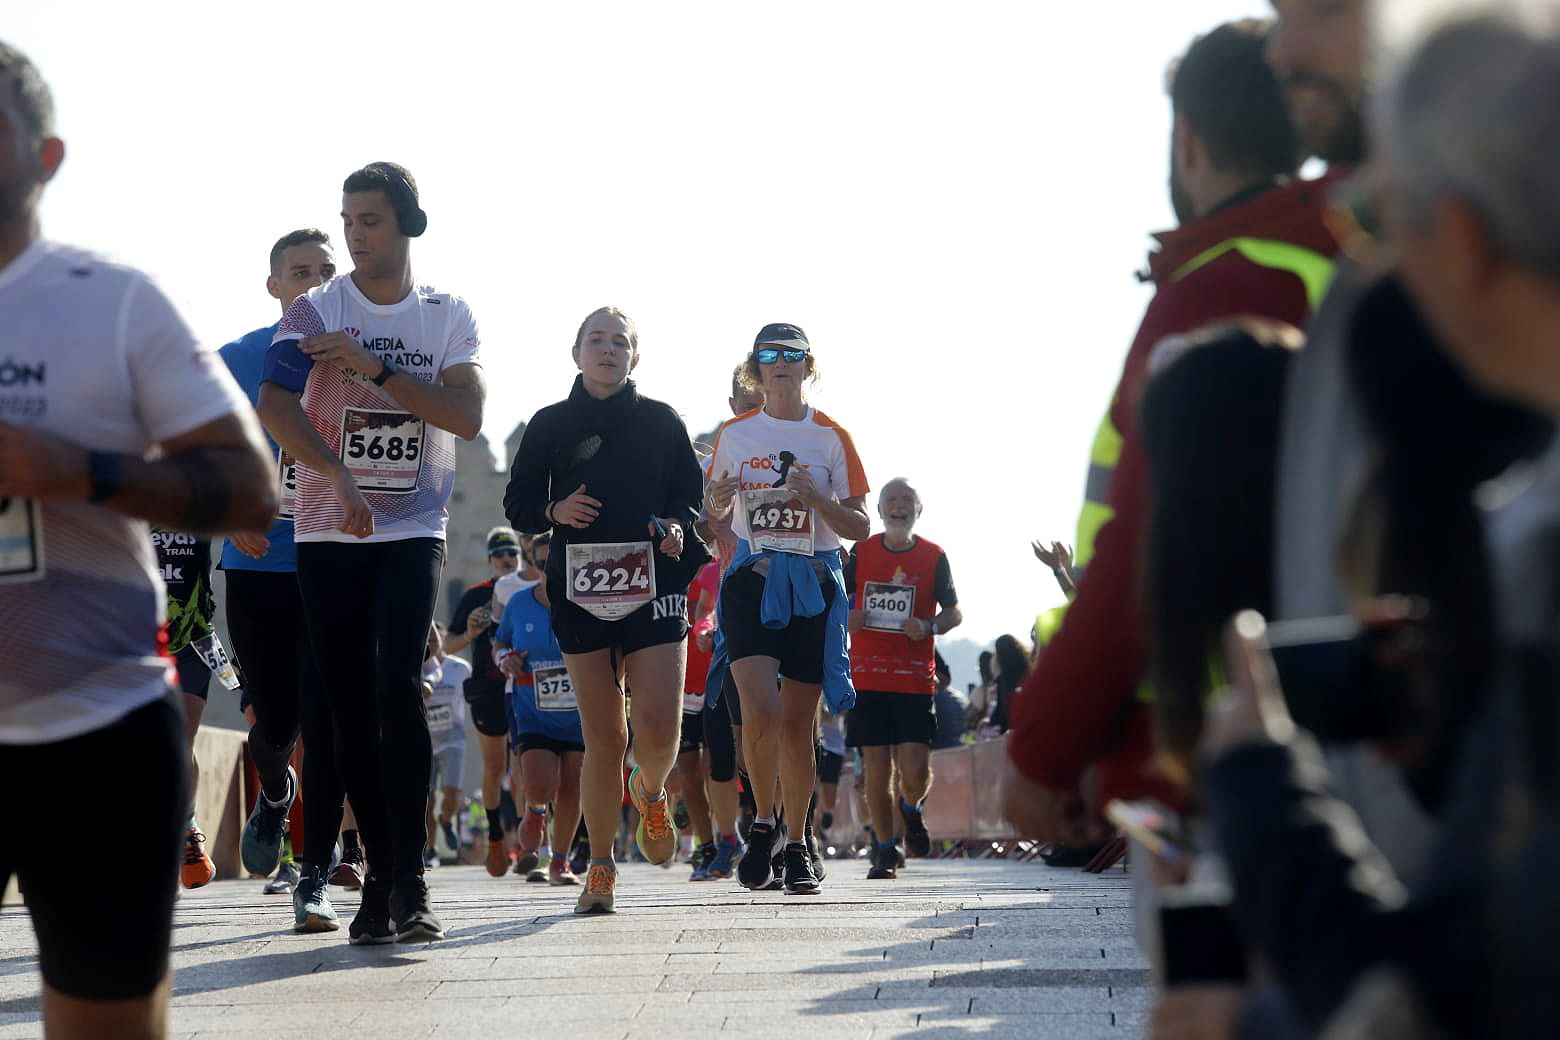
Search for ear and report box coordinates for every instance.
[629,351,641,373]
[37,137,65,183]
[266,274,282,301]
[1439,195,1499,296]
[572,343,582,369]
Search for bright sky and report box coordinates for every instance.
[13,0,1274,644]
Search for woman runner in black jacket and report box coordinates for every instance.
[504,306,709,914]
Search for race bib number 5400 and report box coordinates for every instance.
[340,408,425,493]
[863,582,916,633]
[743,487,814,555]
[0,497,45,584]
[566,541,656,621]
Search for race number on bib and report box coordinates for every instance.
[743,487,814,555]
[190,632,243,691]
[533,663,577,711]
[426,702,455,733]
[277,450,299,520]
[566,541,656,621]
[339,408,425,493]
[863,582,916,633]
[0,497,45,584]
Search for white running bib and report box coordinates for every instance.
[743,487,814,556]
[0,496,45,584]
[863,582,916,634]
[277,449,299,520]
[426,702,455,733]
[533,664,577,712]
[339,408,425,493]
[190,632,243,690]
[566,541,655,621]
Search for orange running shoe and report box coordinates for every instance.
[484,835,509,877]
[182,825,216,889]
[573,861,616,914]
[627,766,677,865]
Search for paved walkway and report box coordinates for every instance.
[0,858,1148,1039]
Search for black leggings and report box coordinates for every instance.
[224,568,343,870]
[703,683,738,783]
[297,538,444,880]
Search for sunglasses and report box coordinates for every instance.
[490,549,519,559]
[755,347,808,364]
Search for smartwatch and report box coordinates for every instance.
[87,451,123,503]
[371,359,397,387]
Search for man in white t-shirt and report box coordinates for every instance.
[257,161,485,945]
[421,622,471,866]
[0,41,275,1038]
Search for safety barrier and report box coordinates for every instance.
[922,735,1017,843]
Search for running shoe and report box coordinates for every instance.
[440,820,459,854]
[240,765,297,877]
[484,836,509,877]
[867,842,898,880]
[514,849,540,877]
[569,845,589,876]
[329,844,366,890]
[627,766,677,865]
[900,798,932,859]
[424,848,439,870]
[688,843,715,881]
[782,843,821,895]
[264,860,300,895]
[707,834,743,879]
[181,825,216,889]
[737,822,778,890]
[548,857,579,886]
[391,875,445,943]
[349,875,396,945]
[806,830,827,883]
[518,806,547,859]
[672,798,692,831]
[574,862,617,914]
[893,837,908,869]
[293,865,340,933]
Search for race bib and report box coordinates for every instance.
[533,663,577,711]
[683,691,706,714]
[340,408,425,493]
[0,497,44,584]
[566,541,655,621]
[743,487,814,555]
[190,632,243,691]
[277,450,298,520]
[426,702,455,733]
[863,582,916,633]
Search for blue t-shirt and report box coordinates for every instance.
[218,323,296,573]
[495,589,583,746]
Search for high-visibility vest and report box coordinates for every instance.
[1072,237,1335,578]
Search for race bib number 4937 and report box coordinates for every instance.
[340,408,425,493]
[0,497,45,584]
[566,541,656,621]
[743,487,814,555]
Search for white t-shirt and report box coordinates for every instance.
[0,240,250,744]
[425,654,471,753]
[266,275,480,543]
[705,406,869,554]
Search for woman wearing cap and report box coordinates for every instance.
[503,307,709,914]
[704,323,870,895]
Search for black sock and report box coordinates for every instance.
[487,808,504,841]
[342,829,361,854]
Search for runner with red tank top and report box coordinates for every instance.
[844,478,962,878]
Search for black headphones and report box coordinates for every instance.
[370,162,427,238]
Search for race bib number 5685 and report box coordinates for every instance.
[340,408,425,493]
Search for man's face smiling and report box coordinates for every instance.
[879,483,920,536]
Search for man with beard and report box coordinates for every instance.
[1002,18,1340,840]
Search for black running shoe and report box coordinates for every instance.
[893,837,907,869]
[866,843,897,880]
[737,822,778,890]
[900,799,932,859]
[349,875,395,945]
[782,843,821,895]
[390,875,445,943]
[806,830,827,883]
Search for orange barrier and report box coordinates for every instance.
[922,734,1016,843]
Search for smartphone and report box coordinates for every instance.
[1105,800,1186,860]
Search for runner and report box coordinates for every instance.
[258,161,484,944]
[844,477,962,878]
[704,323,870,895]
[218,228,356,920]
[444,526,525,877]
[493,540,585,887]
[150,525,239,890]
[422,622,470,867]
[680,559,720,879]
[816,709,846,842]
[0,40,275,1035]
[504,306,709,914]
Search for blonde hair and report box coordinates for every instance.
[737,351,821,393]
[573,306,638,353]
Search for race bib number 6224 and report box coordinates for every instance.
[566,541,656,621]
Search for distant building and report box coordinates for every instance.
[438,422,526,622]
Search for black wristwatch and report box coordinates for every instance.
[87,450,123,503]
[371,359,396,387]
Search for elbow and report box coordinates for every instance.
[943,607,964,632]
[453,418,482,442]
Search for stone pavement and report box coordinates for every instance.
[0,857,1149,1039]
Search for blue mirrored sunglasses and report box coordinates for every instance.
[755,347,808,364]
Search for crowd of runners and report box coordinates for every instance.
[9,0,1560,1035]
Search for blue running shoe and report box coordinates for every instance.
[708,834,743,879]
[242,766,297,877]
[293,864,340,933]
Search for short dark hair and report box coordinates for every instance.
[1168,19,1298,180]
[0,41,54,140]
[269,228,330,275]
[343,161,419,225]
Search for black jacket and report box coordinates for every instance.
[504,376,710,592]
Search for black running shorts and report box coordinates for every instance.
[679,711,705,754]
[464,675,511,738]
[0,692,186,999]
[174,643,211,701]
[845,689,937,748]
[719,566,835,685]
[547,577,689,657]
[515,732,586,756]
[817,747,845,785]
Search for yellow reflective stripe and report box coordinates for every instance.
[1075,500,1113,571]
[1089,402,1123,467]
[1170,236,1336,311]
[1034,605,1069,648]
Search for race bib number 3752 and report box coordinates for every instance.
[743,487,814,556]
[566,541,656,621]
[0,497,45,584]
[533,663,577,711]
[340,408,425,493]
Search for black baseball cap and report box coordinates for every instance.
[754,323,809,351]
[487,528,521,555]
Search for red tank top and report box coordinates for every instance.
[849,534,943,695]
